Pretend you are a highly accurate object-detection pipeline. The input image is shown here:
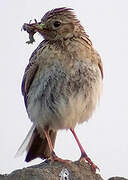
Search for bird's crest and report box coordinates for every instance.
[41,7,74,22]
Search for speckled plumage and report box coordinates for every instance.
[17,8,103,165]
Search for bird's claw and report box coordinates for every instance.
[49,151,71,164]
[79,156,100,173]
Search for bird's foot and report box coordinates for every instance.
[79,153,100,173]
[50,151,71,164]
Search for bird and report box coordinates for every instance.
[16,7,103,172]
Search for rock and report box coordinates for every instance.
[0,161,127,180]
[0,160,103,180]
[108,177,128,180]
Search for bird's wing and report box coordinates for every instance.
[21,61,38,108]
[98,59,103,79]
[21,40,46,108]
[16,62,38,156]
[93,49,104,79]
[81,36,103,79]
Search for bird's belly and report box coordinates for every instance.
[27,61,102,130]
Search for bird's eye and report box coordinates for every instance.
[53,21,61,28]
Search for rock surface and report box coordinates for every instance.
[108,178,128,180]
[0,161,127,180]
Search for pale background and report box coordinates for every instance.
[0,0,128,179]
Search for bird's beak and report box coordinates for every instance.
[32,23,46,31]
[22,22,46,33]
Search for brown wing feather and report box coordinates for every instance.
[21,41,46,108]
[21,62,38,108]
[98,60,104,79]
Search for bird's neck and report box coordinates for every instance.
[46,35,92,49]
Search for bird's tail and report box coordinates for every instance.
[15,124,57,162]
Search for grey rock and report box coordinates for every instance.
[0,160,103,180]
[108,177,128,180]
[0,161,127,180]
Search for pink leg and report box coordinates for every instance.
[44,129,70,163]
[70,128,99,172]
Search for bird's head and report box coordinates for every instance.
[32,7,87,41]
